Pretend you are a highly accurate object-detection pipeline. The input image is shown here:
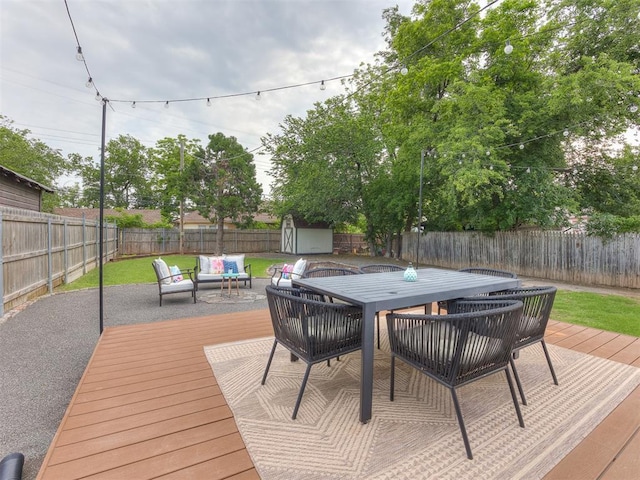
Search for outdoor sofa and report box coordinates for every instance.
[194,254,252,290]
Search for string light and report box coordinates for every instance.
[400,66,409,75]
[320,80,326,91]
[131,101,136,108]
[85,77,93,88]
[95,92,101,101]
[76,46,84,61]
[164,101,169,109]
[504,40,513,55]
[206,98,211,107]
[255,91,261,101]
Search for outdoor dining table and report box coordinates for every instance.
[293,267,521,424]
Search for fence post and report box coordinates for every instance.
[82,214,87,274]
[0,211,4,317]
[48,217,53,294]
[63,219,68,284]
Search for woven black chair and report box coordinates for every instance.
[263,285,364,419]
[438,267,518,314]
[359,264,430,349]
[302,267,361,278]
[387,299,525,460]
[474,286,558,405]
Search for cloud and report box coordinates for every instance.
[1,0,415,192]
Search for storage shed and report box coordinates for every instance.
[0,165,53,211]
[281,214,333,254]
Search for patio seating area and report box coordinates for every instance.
[36,305,640,479]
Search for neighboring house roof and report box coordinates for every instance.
[0,165,54,192]
[182,211,278,225]
[53,208,163,225]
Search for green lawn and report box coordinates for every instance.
[55,255,280,292]
[56,256,640,337]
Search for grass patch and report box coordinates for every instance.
[552,291,640,336]
[55,255,282,292]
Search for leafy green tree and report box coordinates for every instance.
[0,115,70,212]
[185,133,262,254]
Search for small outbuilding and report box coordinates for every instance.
[281,214,333,255]
[0,165,54,212]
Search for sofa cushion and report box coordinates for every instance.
[199,255,211,274]
[291,258,307,280]
[155,258,172,285]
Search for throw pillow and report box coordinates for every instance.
[281,263,292,279]
[291,258,307,280]
[224,254,245,274]
[169,265,183,283]
[209,256,225,274]
[155,258,172,285]
[222,259,239,274]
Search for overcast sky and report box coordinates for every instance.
[1,0,416,193]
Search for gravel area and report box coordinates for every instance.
[1,253,638,479]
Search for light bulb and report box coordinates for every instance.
[633,165,638,172]
[255,91,261,101]
[486,150,491,156]
[164,101,169,109]
[526,167,531,173]
[76,46,84,61]
[563,129,569,137]
[206,98,211,107]
[131,101,136,109]
[95,92,101,101]
[85,77,92,88]
[320,80,326,91]
[630,104,639,113]
[400,66,408,75]
[519,143,525,150]
[504,40,513,55]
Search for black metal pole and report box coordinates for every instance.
[99,99,107,334]
[417,150,425,266]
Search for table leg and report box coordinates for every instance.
[234,276,239,295]
[220,277,224,296]
[359,303,375,424]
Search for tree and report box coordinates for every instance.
[0,115,70,212]
[185,133,262,254]
[73,134,152,209]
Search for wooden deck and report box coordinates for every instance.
[37,310,640,479]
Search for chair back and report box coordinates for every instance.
[477,286,557,349]
[387,299,523,386]
[359,264,405,274]
[459,267,517,278]
[265,285,363,362]
[302,267,360,278]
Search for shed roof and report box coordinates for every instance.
[0,165,54,192]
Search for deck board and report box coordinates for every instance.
[37,309,639,479]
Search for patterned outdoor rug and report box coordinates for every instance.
[200,290,266,304]
[204,335,640,480]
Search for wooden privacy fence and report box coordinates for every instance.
[118,228,282,255]
[0,207,117,316]
[403,230,640,289]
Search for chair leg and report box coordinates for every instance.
[292,364,312,420]
[261,340,278,385]
[390,356,395,401]
[510,356,527,405]
[505,368,525,428]
[376,313,381,349]
[450,388,473,460]
[540,339,559,385]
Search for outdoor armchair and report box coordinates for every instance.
[466,286,559,405]
[152,258,196,306]
[438,267,518,313]
[263,285,364,420]
[387,299,525,459]
[271,257,307,288]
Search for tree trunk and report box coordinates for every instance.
[215,216,225,254]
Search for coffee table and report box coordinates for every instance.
[221,273,240,296]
